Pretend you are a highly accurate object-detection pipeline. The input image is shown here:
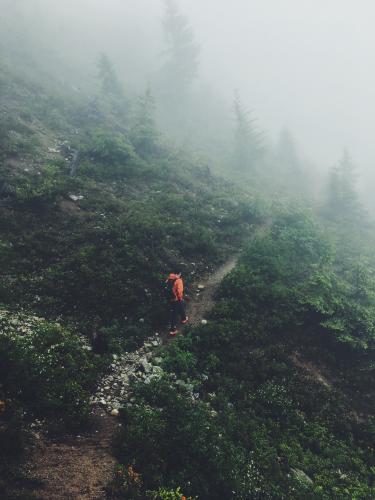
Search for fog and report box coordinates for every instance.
[1,0,375,207]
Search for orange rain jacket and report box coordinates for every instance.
[168,273,184,301]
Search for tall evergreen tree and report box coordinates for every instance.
[156,0,200,133]
[130,84,159,156]
[232,91,264,172]
[97,53,123,99]
[325,150,362,222]
[161,0,199,95]
[277,127,300,175]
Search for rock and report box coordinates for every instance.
[201,319,208,325]
[68,194,84,202]
[141,359,152,374]
[111,409,119,417]
[291,468,314,485]
[197,284,205,290]
[152,366,164,376]
[153,357,163,365]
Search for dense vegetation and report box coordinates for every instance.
[113,208,375,499]
[1,3,375,498]
[0,56,261,496]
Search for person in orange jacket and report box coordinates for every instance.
[165,269,188,336]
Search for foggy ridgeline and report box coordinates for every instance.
[0,1,374,499]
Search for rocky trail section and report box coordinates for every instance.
[25,256,238,500]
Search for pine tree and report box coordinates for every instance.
[161,0,200,95]
[277,128,300,175]
[156,0,200,133]
[232,91,264,172]
[97,54,123,99]
[130,84,159,156]
[325,150,362,222]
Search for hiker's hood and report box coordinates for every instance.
[168,273,181,280]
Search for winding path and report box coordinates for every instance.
[25,256,238,499]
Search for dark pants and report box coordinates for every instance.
[169,300,187,330]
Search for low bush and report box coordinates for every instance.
[0,308,97,431]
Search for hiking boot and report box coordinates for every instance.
[181,316,189,325]
[169,329,178,336]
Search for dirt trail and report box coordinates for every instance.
[27,409,118,499]
[188,256,238,327]
[24,256,238,500]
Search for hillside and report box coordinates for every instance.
[1,48,375,500]
[0,60,261,497]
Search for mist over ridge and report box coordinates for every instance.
[1,0,375,209]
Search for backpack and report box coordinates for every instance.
[164,278,176,300]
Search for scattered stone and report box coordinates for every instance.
[152,366,164,377]
[197,284,205,290]
[201,319,208,325]
[141,359,152,373]
[68,194,84,202]
[110,409,119,417]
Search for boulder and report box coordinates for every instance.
[141,359,152,374]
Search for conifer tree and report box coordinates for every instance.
[325,150,362,222]
[277,127,300,175]
[97,53,123,99]
[232,91,264,172]
[156,0,200,132]
[161,0,200,96]
[130,84,159,156]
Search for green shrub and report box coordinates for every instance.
[0,308,97,431]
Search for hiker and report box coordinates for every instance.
[165,269,188,336]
